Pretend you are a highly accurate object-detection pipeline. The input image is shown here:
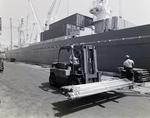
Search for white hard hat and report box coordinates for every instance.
[126,55,130,58]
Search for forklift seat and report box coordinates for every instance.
[57,62,69,69]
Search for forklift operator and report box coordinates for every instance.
[69,54,79,64]
[69,53,81,72]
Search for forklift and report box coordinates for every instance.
[49,44,101,86]
[49,44,133,99]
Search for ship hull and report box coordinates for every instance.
[5,24,150,72]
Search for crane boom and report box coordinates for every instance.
[28,0,43,33]
[45,0,61,30]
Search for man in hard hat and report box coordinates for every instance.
[69,54,79,65]
[123,55,135,83]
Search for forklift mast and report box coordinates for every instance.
[74,45,100,83]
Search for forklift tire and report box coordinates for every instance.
[68,76,80,85]
[49,73,56,86]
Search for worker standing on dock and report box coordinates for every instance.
[123,55,135,83]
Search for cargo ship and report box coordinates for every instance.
[5,0,150,72]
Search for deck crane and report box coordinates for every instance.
[28,0,44,42]
[89,0,112,21]
[44,0,61,30]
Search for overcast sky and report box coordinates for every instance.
[0,0,150,47]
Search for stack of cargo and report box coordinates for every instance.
[93,16,136,33]
[133,68,150,82]
[40,13,93,41]
[117,67,150,82]
[61,79,132,100]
